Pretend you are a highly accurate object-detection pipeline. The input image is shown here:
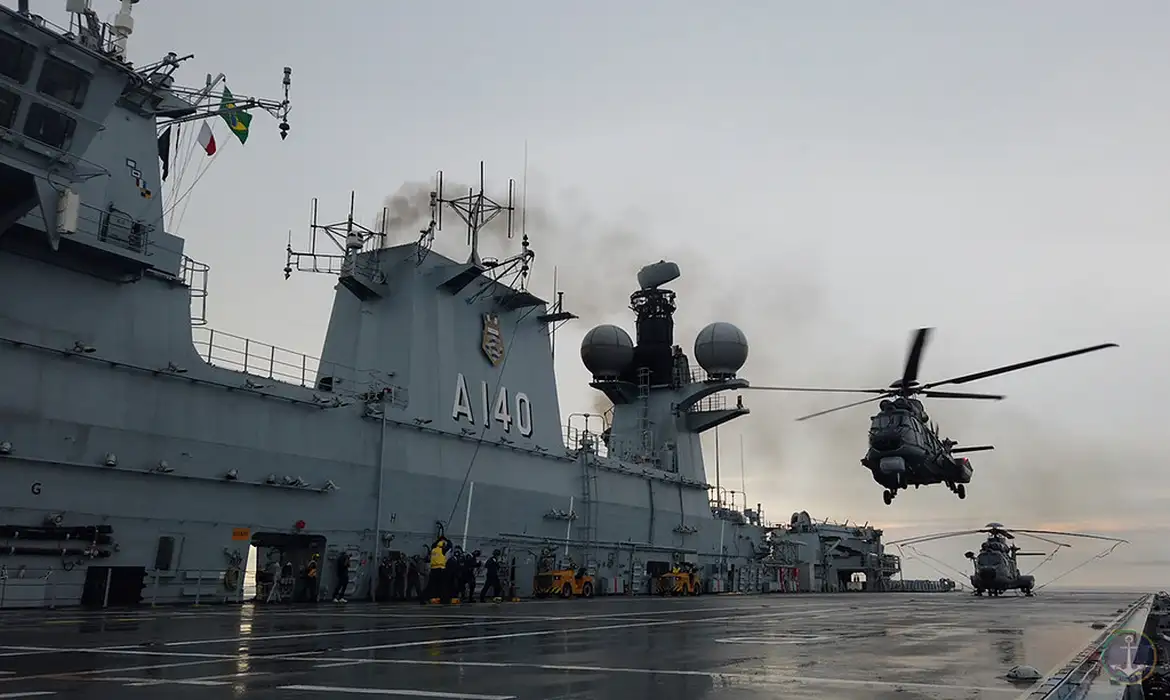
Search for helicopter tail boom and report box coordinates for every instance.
[950,445,994,454]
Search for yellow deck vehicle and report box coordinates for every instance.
[533,568,595,598]
[654,565,701,596]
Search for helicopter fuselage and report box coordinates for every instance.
[966,540,1035,596]
[863,403,974,504]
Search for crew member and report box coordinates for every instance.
[304,554,320,603]
[332,550,351,603]
[480,549,503,602]
[448,545,464,600]
[423,539,448,604]
[405,555,422,600]
[461,550,481,602]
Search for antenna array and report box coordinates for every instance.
[430,161,517,267]
[284,193,386,279]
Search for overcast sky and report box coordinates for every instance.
[62,0,1168,587]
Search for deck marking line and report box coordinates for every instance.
[281,685,516,699]
[0,658,227,683]
[101,676,229,686]
[143,617,539,648]
[3,603,906,666]
[0,693,57,698]
[336,658,1020,694]
[316,660,367,668]
[104,599,879,648]
[334,603,886,653]
[3,601,880,656]
[125,671,271,686]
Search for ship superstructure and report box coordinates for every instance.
[0,0,920,608]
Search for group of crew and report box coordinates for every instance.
[258,539,506,604]
[423,536,505,604]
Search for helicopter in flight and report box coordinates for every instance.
[748,328,1117,505]
[888,523,1128,597]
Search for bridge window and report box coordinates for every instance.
[36,56,89,108]
[23,103,76,149]
[0,32,35,83]
[0,86,18,129]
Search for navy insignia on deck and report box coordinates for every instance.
[481,313,505,366]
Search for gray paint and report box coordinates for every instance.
[0,5,946,608]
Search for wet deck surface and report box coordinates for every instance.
[0,590,1142,699]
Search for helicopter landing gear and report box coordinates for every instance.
[882,489,895,505]
[1022,588,1034,597]
[946,482,967,499]
[974,588,984,596]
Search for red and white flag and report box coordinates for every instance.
[197,122,217,156]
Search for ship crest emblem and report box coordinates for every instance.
[481,313,505,366]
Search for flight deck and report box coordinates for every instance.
[0,590,1145,699]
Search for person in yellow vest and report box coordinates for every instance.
[422,539,448,604]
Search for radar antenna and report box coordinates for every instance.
[284,193,387,279]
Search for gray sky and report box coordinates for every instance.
[69,0,1169,587]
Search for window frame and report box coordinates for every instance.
[36,54,91,108]
[22,101,77,150]
[0,84,19,130]
[0,31,36,83]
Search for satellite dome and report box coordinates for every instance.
[693,322,749,378]
[580,324,634,379]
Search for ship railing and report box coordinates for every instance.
[191,327,358,391]
[17,7,124,56]
[0,567,248,610]
[562,424,610,458]
[16,199,151,255]
[689,394,727,413]
[676,367,717,385]
[181,255,210,326]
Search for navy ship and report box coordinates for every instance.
[0,0,959,610]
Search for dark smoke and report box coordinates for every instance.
[370,175,834,480]
[368,175,1152,553]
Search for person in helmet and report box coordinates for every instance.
[480,549,503,602]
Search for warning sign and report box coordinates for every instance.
[231,527,251,541]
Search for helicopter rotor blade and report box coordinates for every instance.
[744,386,891,395]
[950,445,995,454]
[901,327,932,387]
[1011,531,1072,548]
[920,343,1119,390]
[886,529,990,547]
[920,390,1004,400]
[794,395,887,422]
[1007,528,1130,545]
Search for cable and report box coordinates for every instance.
[905,544,970,580]
[1034,541,1125,592]
[444,300,540,528]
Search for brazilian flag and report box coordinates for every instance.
[218,88,252,144]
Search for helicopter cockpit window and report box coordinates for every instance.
[976,551,998,567]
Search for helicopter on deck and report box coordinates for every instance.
[888,523,1128,597]
[748,328,1117,505]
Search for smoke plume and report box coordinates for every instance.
[367,175,1154,563]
